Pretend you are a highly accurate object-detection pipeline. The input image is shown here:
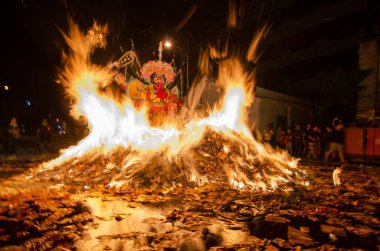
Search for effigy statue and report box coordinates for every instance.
[110,42,182,125]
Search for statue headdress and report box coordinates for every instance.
[140,41,175,84]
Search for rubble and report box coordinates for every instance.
[30,131,307,190]
[320,224,346,236]
[0,185,92,250]
[0,160,379,250]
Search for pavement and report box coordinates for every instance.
[0,139,379,250]
[1,134,77,158]
[0,135,77,178]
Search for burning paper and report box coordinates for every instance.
[333,167,342,186]
[33,20,307,191]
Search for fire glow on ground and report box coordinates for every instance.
[0,17,379,251]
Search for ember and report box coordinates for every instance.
[1,1,379,249]
[1,164,378,250]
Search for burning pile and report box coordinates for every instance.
[33,130,306,190]
[31,21,307,190]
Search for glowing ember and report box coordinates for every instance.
[32,21,307,190]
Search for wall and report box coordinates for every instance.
[249,87,311,131]
[198,81,311,132]
[357,39,380,119]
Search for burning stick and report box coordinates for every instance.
[333,167,342,186]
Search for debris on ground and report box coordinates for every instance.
[0,163,379,250]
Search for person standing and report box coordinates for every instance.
[7,117,20,154]
[313,126,322,157]
[284,127,293,154]
[321,126,333,159]
[303,123,312,156]
[275,125,284,148]
[307,126,318,159]
[293,123,303,156]
[37,118,51,152]
[325,121,345,163]
[262,125,274,146]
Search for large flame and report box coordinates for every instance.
[36,21,307,190]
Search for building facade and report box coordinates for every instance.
[249,87,311,131]
[241,0,380,120]
[199,80,311,132]
[357,39,380,120]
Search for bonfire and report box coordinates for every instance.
[3,20,378,251]
[31,20,308,191]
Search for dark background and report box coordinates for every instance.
[0,0,379,130]
[0,0,231,131]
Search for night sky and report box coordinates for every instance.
[0,0,234,129]
[1,0,378,129]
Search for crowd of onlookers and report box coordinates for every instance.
[0,114,374,163]
[0,117,54,154]
[260,118,346,163]
[0,116,89,155]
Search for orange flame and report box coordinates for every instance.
[36,21,307,191]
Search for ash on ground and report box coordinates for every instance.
[31,130,307,191]
[0,163,379,250]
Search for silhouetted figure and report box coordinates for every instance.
[284,127,293,154]
[7,117,20,154]
[321,125,333,159]
[325,121,345,163]
[37,118,52,152]
[307,126,319,159]
[303,123,312,156]
[293,123,303,156]
[262,125,274,146]
[275,125,284,147]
